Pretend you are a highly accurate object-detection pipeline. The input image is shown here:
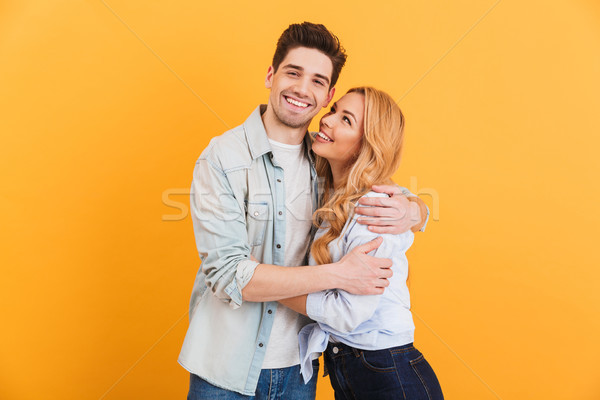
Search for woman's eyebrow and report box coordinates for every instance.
[342,109,357,123]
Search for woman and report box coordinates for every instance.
[279,87,444,399]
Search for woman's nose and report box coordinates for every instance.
[321,114,333,128]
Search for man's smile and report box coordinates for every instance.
[283,95,311,110]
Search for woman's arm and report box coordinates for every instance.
[279,295,308,315]
[300,193,413,334]
[355,184,429,234]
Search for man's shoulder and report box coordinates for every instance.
[198,124,252,172]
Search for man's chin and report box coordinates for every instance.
[275,110,314,129]
[281,119,311,129]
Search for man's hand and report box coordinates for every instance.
[334,237,392,295]
[355,184,423,234]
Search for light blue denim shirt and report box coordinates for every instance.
[298,192,416,383]
[178,106,428,395]
[178,105,320,395]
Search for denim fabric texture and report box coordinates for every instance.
[187,360,319,400]
[179,105,320,395]
[324,342,444,400]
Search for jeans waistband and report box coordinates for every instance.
[325,341,416,357]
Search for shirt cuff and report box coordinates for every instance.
[306,292,325,321]
[420,203,430,232]
[225,259,260,310]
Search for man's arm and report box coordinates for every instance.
[355,184,429,234]
[281,208,413,334]
[192,152,393,308]
[241,237,392,302]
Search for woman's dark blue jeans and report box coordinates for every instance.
[323,342,444,400]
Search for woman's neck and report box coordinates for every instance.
[329,161,347,189]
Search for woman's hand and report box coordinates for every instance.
[355,184,426,234]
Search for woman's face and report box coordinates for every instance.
[312,92,365,167]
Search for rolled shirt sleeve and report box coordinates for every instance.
[190,155,258,309]
[397,185,429,233]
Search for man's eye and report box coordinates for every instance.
[314,80,324,86]
[288,72,298,77]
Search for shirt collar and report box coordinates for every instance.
[243,105,272,160]
[243,104,315,164]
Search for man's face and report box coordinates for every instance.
[265,47,335,129]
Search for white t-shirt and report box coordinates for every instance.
[261,138,314,369]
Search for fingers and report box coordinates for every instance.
[357,196,396,208]
[355,206,395,218]
[377,257,393,270]
[378,278,391,287]
[365,226,402,234]
[357,218,398,228]
[370,287,385,295]
[371,184,403,196]
[356,236,383,254]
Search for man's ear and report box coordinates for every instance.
[265,66,274,89]
[323,87,336,108]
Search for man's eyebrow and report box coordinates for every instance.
[281,64,331,85]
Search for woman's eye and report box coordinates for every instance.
[343,116,351,125]
[330,106,335,113]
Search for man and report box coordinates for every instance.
[179,22,428,399]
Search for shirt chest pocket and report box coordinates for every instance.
[246,202,270,247]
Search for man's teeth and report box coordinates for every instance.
[286,97,309,108]
[317,132,333,142]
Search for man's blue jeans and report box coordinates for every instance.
[323,342,444,400]
[187,360,319,400]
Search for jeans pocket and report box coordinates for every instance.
[410,354,444,400]
[360,349,397,372]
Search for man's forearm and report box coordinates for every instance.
[242,237,392,302]
[241,263,338,302]
[408,196,428,233]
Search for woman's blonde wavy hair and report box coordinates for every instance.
[311,86,405,265]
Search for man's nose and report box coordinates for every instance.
[292,77,311,98]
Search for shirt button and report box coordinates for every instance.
[278,211,282,215]
[267,309,272,314]
[332,346,339,354]
[254,211,259,217]
[259,343,264,347]
[276,244,281,249]
[277,179,281,183]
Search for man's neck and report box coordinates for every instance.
[261,105,309,145]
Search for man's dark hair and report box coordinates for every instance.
[272,22,347,88]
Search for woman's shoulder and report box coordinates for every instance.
[350,191,389,216]
[343,191,389,238]
[344,191,414,248]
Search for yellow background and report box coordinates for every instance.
[1,0,599,399]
